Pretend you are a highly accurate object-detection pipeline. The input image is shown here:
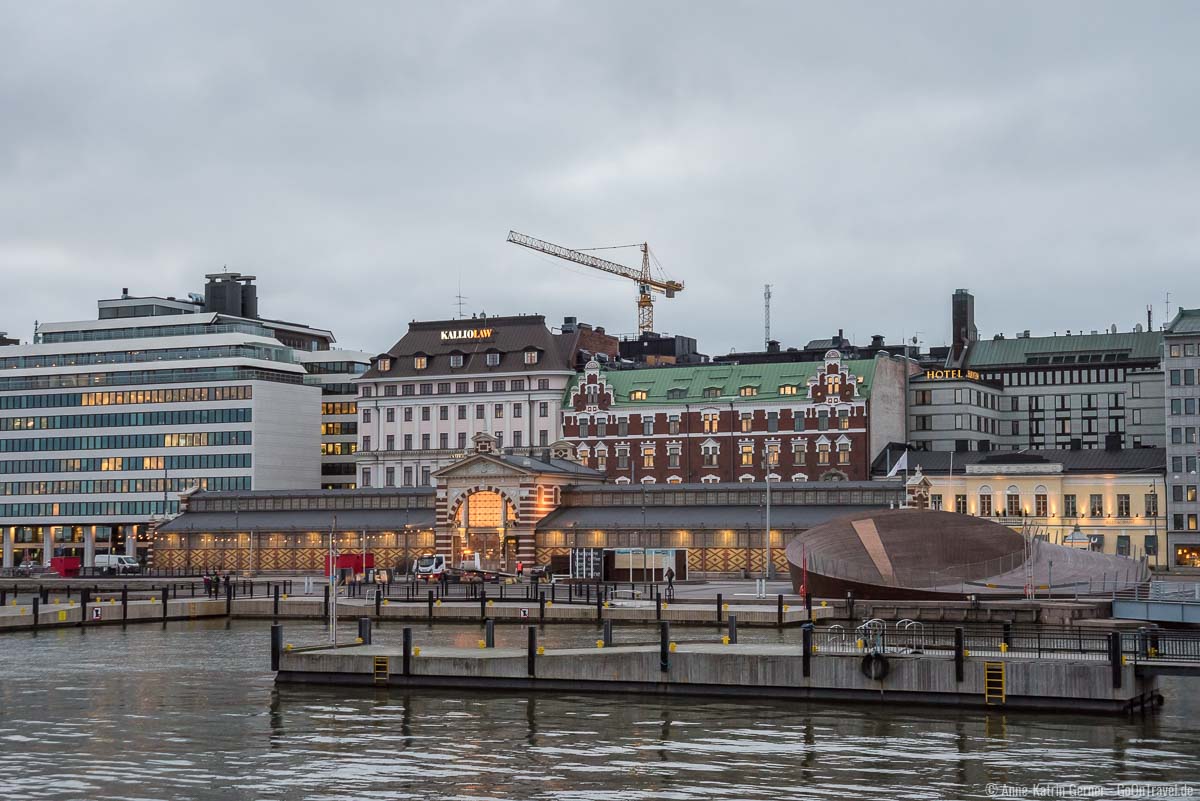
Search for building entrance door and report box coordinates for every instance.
[465,530,503,571]
[456,489,516,572]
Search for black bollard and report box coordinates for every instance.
[846,591,855,621]
[323,584,329,620]
[480,590,487,622]
[40,585,48,604]
[539,592,546,624]
[716,593,723,623]
[656,590,662,620]
[271,623,283,671]
[551,583,556,604]
[1109,632,1122,689]
[485,618,495,648]
[273,584,280,617]
[427,590,434,621]
[358,617,372,645]
[162,587,169,622]
[1002,621,1012,649]
[777,594,784,628]
[805,591,813,622]
[727,614,738,644]
[375,588,382,618]
[32,597,39,631]
[603,619,613,647]
[659,621,670,672]
[225,583,232,618]
[954,627,965,683]
[569,583,573,604]
[596,583,603,621]
[121,587,128,622]
[527,626,537,677]
[402,627,413,676]
[81,588,89,627]
[802,623,813,677]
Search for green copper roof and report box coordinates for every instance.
[565,359,878,405]
[1167,309,1200,336]
[966,330,1162,368]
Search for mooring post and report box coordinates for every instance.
[402,627,413,676]
[716,593,723,623]
[480,590,487,621]
[596,584,603,621]
[805,591,812,622]
[427,590,434,621]
[485,618,495,648]
[802,623,813,678]
[569,583,574,604]
[271,623,283,672]
[81,587,89,627]
[0,589,5,607]
[659,621,670,672]
[273,584,280,617]
[40,585,48,604]
[375,588,383,618]
[551,583,556,604]
[656,590,662,621]
[954,627,965,683]
[727,614,738,644]
[162,586,169,622]
[539,591,546,624]
[1003,621,1012,649]
[32,597,39,631]
[358,617,372,645]
[1109,632,1122,689]
[121,587,128,623]
[224,583,231,618]
[603,619,613,647]
[323,584,329,621]
[846,591,855,621]
[527,626,537,677]
[777,594,784,628]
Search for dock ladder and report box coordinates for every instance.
[373,656,389,684]
[984,661,1006,705]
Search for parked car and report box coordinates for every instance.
[15,561,57,578]
[94,555,141,575]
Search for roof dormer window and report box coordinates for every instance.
[739,386,758,397]
[630,389,648,401]
[524,349,539,365]
[703,387,720,398]
[414,355,428,370]
[377,357,392,372]
[779,385,798,395]
[449,353,464,368]
[486,351,501,367]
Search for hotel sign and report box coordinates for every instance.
[924,369,981,381]
[440,328,494,342]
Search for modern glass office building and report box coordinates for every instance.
[0,273,361,569]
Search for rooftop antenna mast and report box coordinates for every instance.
[1165,292,1172,329]
[455,274,468,319]
[763,284,772,350]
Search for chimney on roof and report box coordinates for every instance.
[767,339,780,353]
[870,334,885,347]
[121,287,129,298]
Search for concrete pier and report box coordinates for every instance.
[276,639,1157,714]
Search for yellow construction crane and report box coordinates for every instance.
[506,230,683,335]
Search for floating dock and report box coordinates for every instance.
[274,625,1162,715]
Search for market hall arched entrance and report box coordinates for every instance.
[450,487,519,572]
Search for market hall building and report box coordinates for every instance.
[156,433,903,577]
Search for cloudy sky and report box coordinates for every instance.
[2,2,1197,356]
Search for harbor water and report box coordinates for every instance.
[1,619,1197,800]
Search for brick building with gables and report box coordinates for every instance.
[562,350,912,484]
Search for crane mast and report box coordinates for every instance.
[506,230,683,335]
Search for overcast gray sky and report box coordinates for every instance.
[2,2,1197,356]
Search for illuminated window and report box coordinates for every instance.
[817,443,830,465]
[702,412,719,433]
[837,441,850,465]
[779,385,798,395]
[524,350,539,365]
[630,389,648,401]
[766,443,780,467]
[642,444,655,468]
[413,355,427,370]
[377,357,391,372]
[740,443,754,466]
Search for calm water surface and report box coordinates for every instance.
[1,619,1197,800]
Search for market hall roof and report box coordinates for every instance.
[359,314,577,379]
[536,504,888,532]
[964,330,1163,369]
[564,357,880,405]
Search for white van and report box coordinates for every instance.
[94,555,141,575]
[413,554,446,581]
